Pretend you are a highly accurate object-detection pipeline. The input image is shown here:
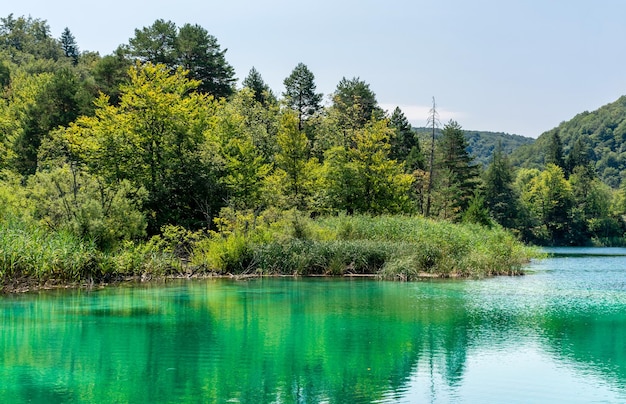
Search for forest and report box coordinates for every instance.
[1,15,623,287]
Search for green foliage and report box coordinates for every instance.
[26,164,147,250]
[484,142,522,229]
[59,27,79,65]
[189,214,535,279]
[126,20,236,98]
[518,164,574,244]
[432,120,480,219]
[332,77,383,130]
[389,106,424,171]
[282,62,322,131]
[321,119,413,214]
[0,14,63,62]
[0,217,99,283]
[274,112,317,210]
[242,66,275,106]
[545,132,565,169]
[511,95,626,188]
[63,62,219,232]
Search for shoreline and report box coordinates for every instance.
[1,271,475,295]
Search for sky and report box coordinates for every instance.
[3,0,626,138]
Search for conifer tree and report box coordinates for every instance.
[60,27,79,65]
[282,63,322,131]
[389,106,424,171]
[484,142,520,229]
[545,131,565,170]
[242,67,275,106]
[436,120,479,216]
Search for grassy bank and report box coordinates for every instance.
[1,213,538,292]
[190,213,537,280]
[0,217,179,292]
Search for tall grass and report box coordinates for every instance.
[1,212,538,290]
[191,214,538,279]
[0,217,179,289]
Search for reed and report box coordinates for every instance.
[190,214,537,279]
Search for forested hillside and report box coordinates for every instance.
[510,96,626,188]
[414,127,535,166]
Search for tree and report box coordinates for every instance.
[12,67,91,175]
[321,119,413,214]
[274,112,315,210]
[389,106,424,171]
[127,19,178,66]
[27,164,146,250]
[59,27,79,65]
[545,131,565,170]
[462,190,492,227]
[91,47,132,105]
[0,14,63,62]
[565,137,592,176]
[176,23,236,98]
[126,20,236,98]
[62,62,220,232]
[525,164,573,244]
[331,77,383,130]
[242,67,275,106]
[436,120,479,218]
[425,97,440,217]
[283,63,322,131]
[484,142,521,229]
[210,90,272,211]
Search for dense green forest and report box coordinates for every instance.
[510,96,626,188]
[1,14,624,287]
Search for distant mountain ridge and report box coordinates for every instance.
[414,127,535,167]
[509,95,626,187]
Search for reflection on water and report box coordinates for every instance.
[1,247,626,403]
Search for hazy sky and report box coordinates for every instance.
[3,0,626,138]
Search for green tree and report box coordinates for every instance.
[565,137,591,176]
[126,20,236,98]
[389,106,424,171]
[435,120,480,218]
[59,27,79,65]
[0,60,9,88]
[331,77,383,130]
[0,14,63,62]
[462,190,492,227]
[62,62,219,232]
[91,47,132,105]
[127,19,178,66]
[282,63,322,131]
[176,23,236,98]
[544,131,565,170]
[210,91,272,211]
[273,112,318,210]
[321,119,413,214]
[12,67,91,175]
[242,67,275,106]
[27,164,146,250]
[525,164,573,244]
[483,142,521,229]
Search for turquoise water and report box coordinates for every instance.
[1,247,626,403]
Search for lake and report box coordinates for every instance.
[1,247,626,403]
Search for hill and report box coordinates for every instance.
[509,96,626,187]
[414,127,535,167]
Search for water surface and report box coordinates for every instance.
[1,247,626,403]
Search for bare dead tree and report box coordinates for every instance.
[425,97,440,217]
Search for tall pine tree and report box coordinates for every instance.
[59,27,79,65]
[282,63,322,131]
